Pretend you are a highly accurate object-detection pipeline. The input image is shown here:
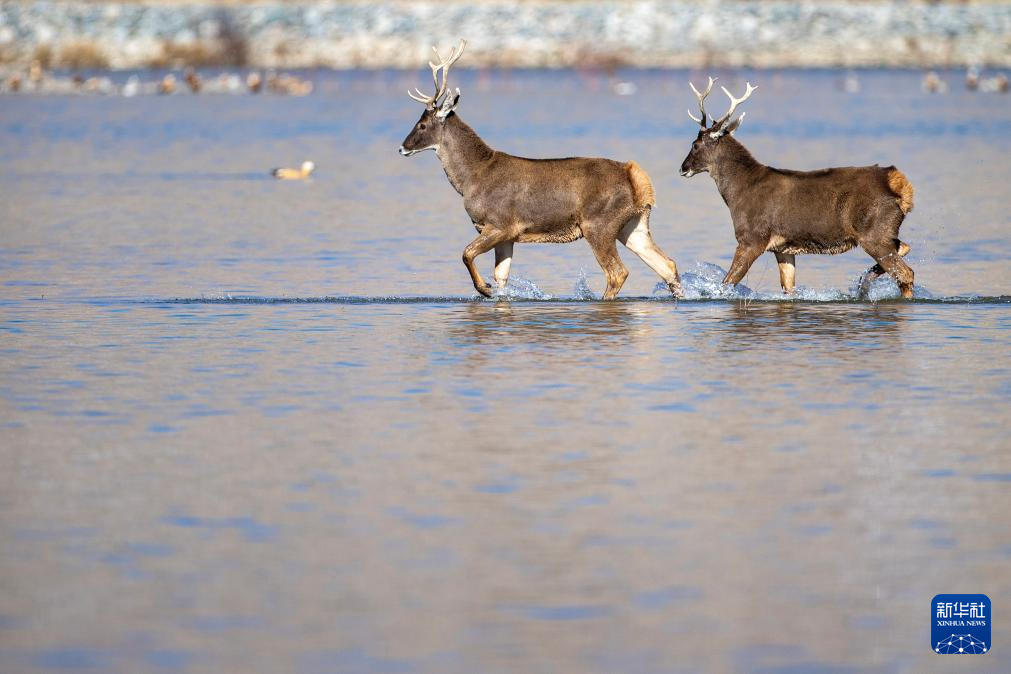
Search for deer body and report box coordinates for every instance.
[680,78,915,298]
[399,40,680,299]
[440,118,654,244]
[712,145,912,257]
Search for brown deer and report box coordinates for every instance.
[398,40,681,299]
[679,78,916,298]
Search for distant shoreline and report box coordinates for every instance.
[1,1,1008,71]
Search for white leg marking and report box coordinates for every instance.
[774,252,796,293]
[494,242,514,289]
[618,212,679,285]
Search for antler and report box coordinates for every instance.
[407,57,444,104]
[407,39,467,107]
[687,76,715,127]
[713,82,757,130]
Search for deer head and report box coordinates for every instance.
[680,78,757,177]
[399,40,467,157]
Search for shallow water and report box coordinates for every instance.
[1,69,1010,673]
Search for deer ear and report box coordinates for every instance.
[724,112,746,135]
[709,112,745,139]
[436,88,461,119]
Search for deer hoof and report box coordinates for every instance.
[668,281,683,299]
[475,283,494,298]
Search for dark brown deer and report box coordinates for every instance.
[679,78,916,298]
[399,40,681,299]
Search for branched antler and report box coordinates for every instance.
[407,39,467,107]
[713,82,757,131]
[687,76,715,127]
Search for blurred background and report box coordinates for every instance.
[2,3,1011,674]
[1,1,1010,83]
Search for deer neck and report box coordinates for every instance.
[436,115,495,196]
[710,138,766,210]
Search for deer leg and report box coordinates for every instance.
[463,229,509,298]
[773,252,796,294]
[618,210,682,297]
[588,238,629,300]
[493,242,514,289]
[859,240,910,297]
[861,239,915,299]
[723,243,765,287]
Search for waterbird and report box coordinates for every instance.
[966,67,980,91]
[84,76,114,95]
[922,71,947,94]
[122,75,139,97]
[28,59,43,86]
[185,68,202,93]
[158,74,176,95]
[271,161,315,180]
[262,71,313,96]
[612,80,637,96]
[246,71,262,94]
[981,73,1008,94]
[843,71,860,94]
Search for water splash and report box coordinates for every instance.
[651,281,672,297]
[672,261,934,302]
[573,269,597,300]
[152,261,1007,306]
[491,277,551,300]
[789,285,850,302]
[146,293,1009,306]
[677,262,755,300]
[856,274,935,302]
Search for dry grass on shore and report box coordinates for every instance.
[32,43,109,70]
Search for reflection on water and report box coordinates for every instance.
[716,302,907,342]
[1,68,1010,674]
[2,300,1008,674]
[449,301,653,348]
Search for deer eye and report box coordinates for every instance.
[418,123,427,131]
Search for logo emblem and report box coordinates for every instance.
[932,594,990,654]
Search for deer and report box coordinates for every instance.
[679,77,916,298]
[398,40,682,300]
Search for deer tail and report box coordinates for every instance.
[625,161,656,211]
[886,167,914,215]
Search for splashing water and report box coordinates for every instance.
[856,274,935,302]
[675,262,756,300]
[490,277,551,300]
[194,264,945,306]
[573,269,597,300]
[787,285,850,302]
[656,261,934,302]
